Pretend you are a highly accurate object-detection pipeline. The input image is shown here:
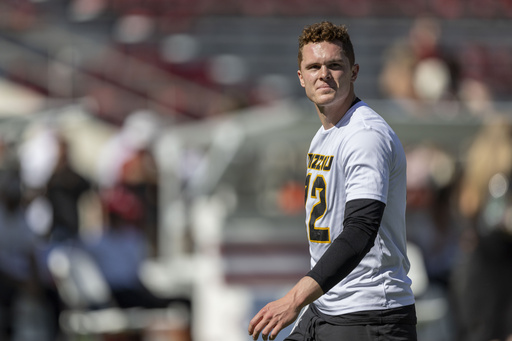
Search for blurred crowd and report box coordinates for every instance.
[380,17,512,341]
[0,1,512,341]
[1,0,512,124]
[0,110,193,340]
[404,120,512,341]
[379,16,512,118]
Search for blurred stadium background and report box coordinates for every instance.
[1,0,512,340]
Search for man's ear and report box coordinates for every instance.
[351,64,360,82]
[297,70,305,88]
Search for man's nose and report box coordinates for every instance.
[320,66,331,79]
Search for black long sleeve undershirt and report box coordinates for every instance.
[306,198,386,294]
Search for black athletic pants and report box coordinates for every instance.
[285,304,417,341]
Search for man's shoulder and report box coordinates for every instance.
[349,103,399,139]
[352,102,388,126]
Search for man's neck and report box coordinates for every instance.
[316,93,358,130]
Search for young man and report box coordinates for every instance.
[248,21,417,341]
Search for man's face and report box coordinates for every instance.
[297,41,358,108]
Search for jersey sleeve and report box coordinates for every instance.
[341,128,392,204]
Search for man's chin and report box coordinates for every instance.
[314,95,336,106]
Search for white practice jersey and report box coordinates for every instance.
[304,100,415,316]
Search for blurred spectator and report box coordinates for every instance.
[379,17,459,111]
[45,135,92,243]
[83,185,173,309]
[458,118,512,228]
[96,110,160,189]
[19,128,92,243]
[453,208,512,341]
[18,128,95,339]
[119,146,160,255]
[97,110,161,255]
[404,144,463,341]
[458,77,496,117]
[378,35,416,101]
[0,168,43,339]
[406,144,459,287]
[452,118,512,341]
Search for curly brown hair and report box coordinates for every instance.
[298,21,355,68]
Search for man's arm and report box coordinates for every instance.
[248,276,323,341]
[248,199,385,340]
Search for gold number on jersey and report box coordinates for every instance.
[305,173,330,243]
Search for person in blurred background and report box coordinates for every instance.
[0,165,42,339]
[96,110,161,256]
[84,184,179,309]
[45,135,91,243]
[452,118,512,341]
[248,21,416,341]
[406,144,459,288]
[378,17,459,114]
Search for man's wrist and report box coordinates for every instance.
[287,276,323,310]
